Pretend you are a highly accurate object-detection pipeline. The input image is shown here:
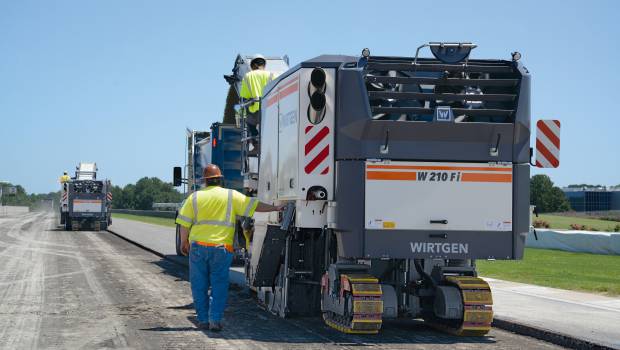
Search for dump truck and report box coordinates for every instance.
[173,125,244,255]
[180,127,244,193]
[59,162,112,231]
[172,54,290,256]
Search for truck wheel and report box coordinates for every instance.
[100,222,108,231]
[175,224,183,256]
[65,220,72,231]
[60,212,65,225]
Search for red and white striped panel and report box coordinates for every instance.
[304,125,330,175]
[62,192,67,201]
[535,120,561,168]
[106,192,113,201]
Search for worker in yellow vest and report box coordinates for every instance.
[239,55,275,152]
[59,171,71,183]
[176,164,281,331]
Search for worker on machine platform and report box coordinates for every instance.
[59,171,71,183]
[176,164,281,331]
[239,55,275,153]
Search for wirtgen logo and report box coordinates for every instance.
[435,106,454,122]
[410,242,468,254]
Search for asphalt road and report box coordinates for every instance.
[0,212,565,350]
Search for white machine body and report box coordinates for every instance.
[364,160,513,231]
[258,68,336,228]
[76,162,97,180]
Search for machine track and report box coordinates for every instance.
[322,274,383,334]
[427,276,494,336]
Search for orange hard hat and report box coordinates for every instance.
[203,164,223,179]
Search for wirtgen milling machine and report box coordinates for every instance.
[237,43,559,335]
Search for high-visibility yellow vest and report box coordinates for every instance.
[59,175,71,183]
[239,70,275,113]
[175,186,258,247]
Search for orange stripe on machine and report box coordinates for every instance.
[73,200,102,204]
[367,171,512,183]
[367,171,417,181]
[265,76,300,108]
[461,173,512,183]
[366,165,511,172]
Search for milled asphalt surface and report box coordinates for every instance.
[110,217,620,349]
[0,212,565,349]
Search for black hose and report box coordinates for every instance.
[414,259,436,288]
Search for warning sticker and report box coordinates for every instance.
[367,219,396,229]
[485,220,512,231]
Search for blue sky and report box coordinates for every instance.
[1,0,618,193]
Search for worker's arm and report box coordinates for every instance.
[179,225,190,256]
[232,190,282,216]
[255,202,282,212]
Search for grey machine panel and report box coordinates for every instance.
[364,230,513,260]
[333,160,366,258]
[334,68,518,163]
[328,55,531,261]
[512,63,532,163]
[68,185,106,219]
[334,158,527,260]
[251,224,287,287]
[512,163,530,259]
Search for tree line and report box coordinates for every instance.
[110,177,185,210]
[530,175,570,213]
[0,184,59,209]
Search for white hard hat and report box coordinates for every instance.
[250,54,266,66]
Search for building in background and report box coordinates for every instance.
[563,187,620,212]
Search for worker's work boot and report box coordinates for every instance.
[247,142,260,157]
[209,322,223,332]
[197,321,210,330]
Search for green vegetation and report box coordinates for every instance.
[1,183,59,209]
[530,174,570,213]
[537,214,619,231]
[477,248,620,295]
[111,177,184,210]
[112,213,176,228]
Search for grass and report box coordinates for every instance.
[536,214,619,231]
[477,248,620,295]
[112,213,176,228]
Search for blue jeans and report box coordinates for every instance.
[189,242,233,323]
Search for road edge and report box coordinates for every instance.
[107,227,616,350]
[492,317,615,350]
[106,227,190,268]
